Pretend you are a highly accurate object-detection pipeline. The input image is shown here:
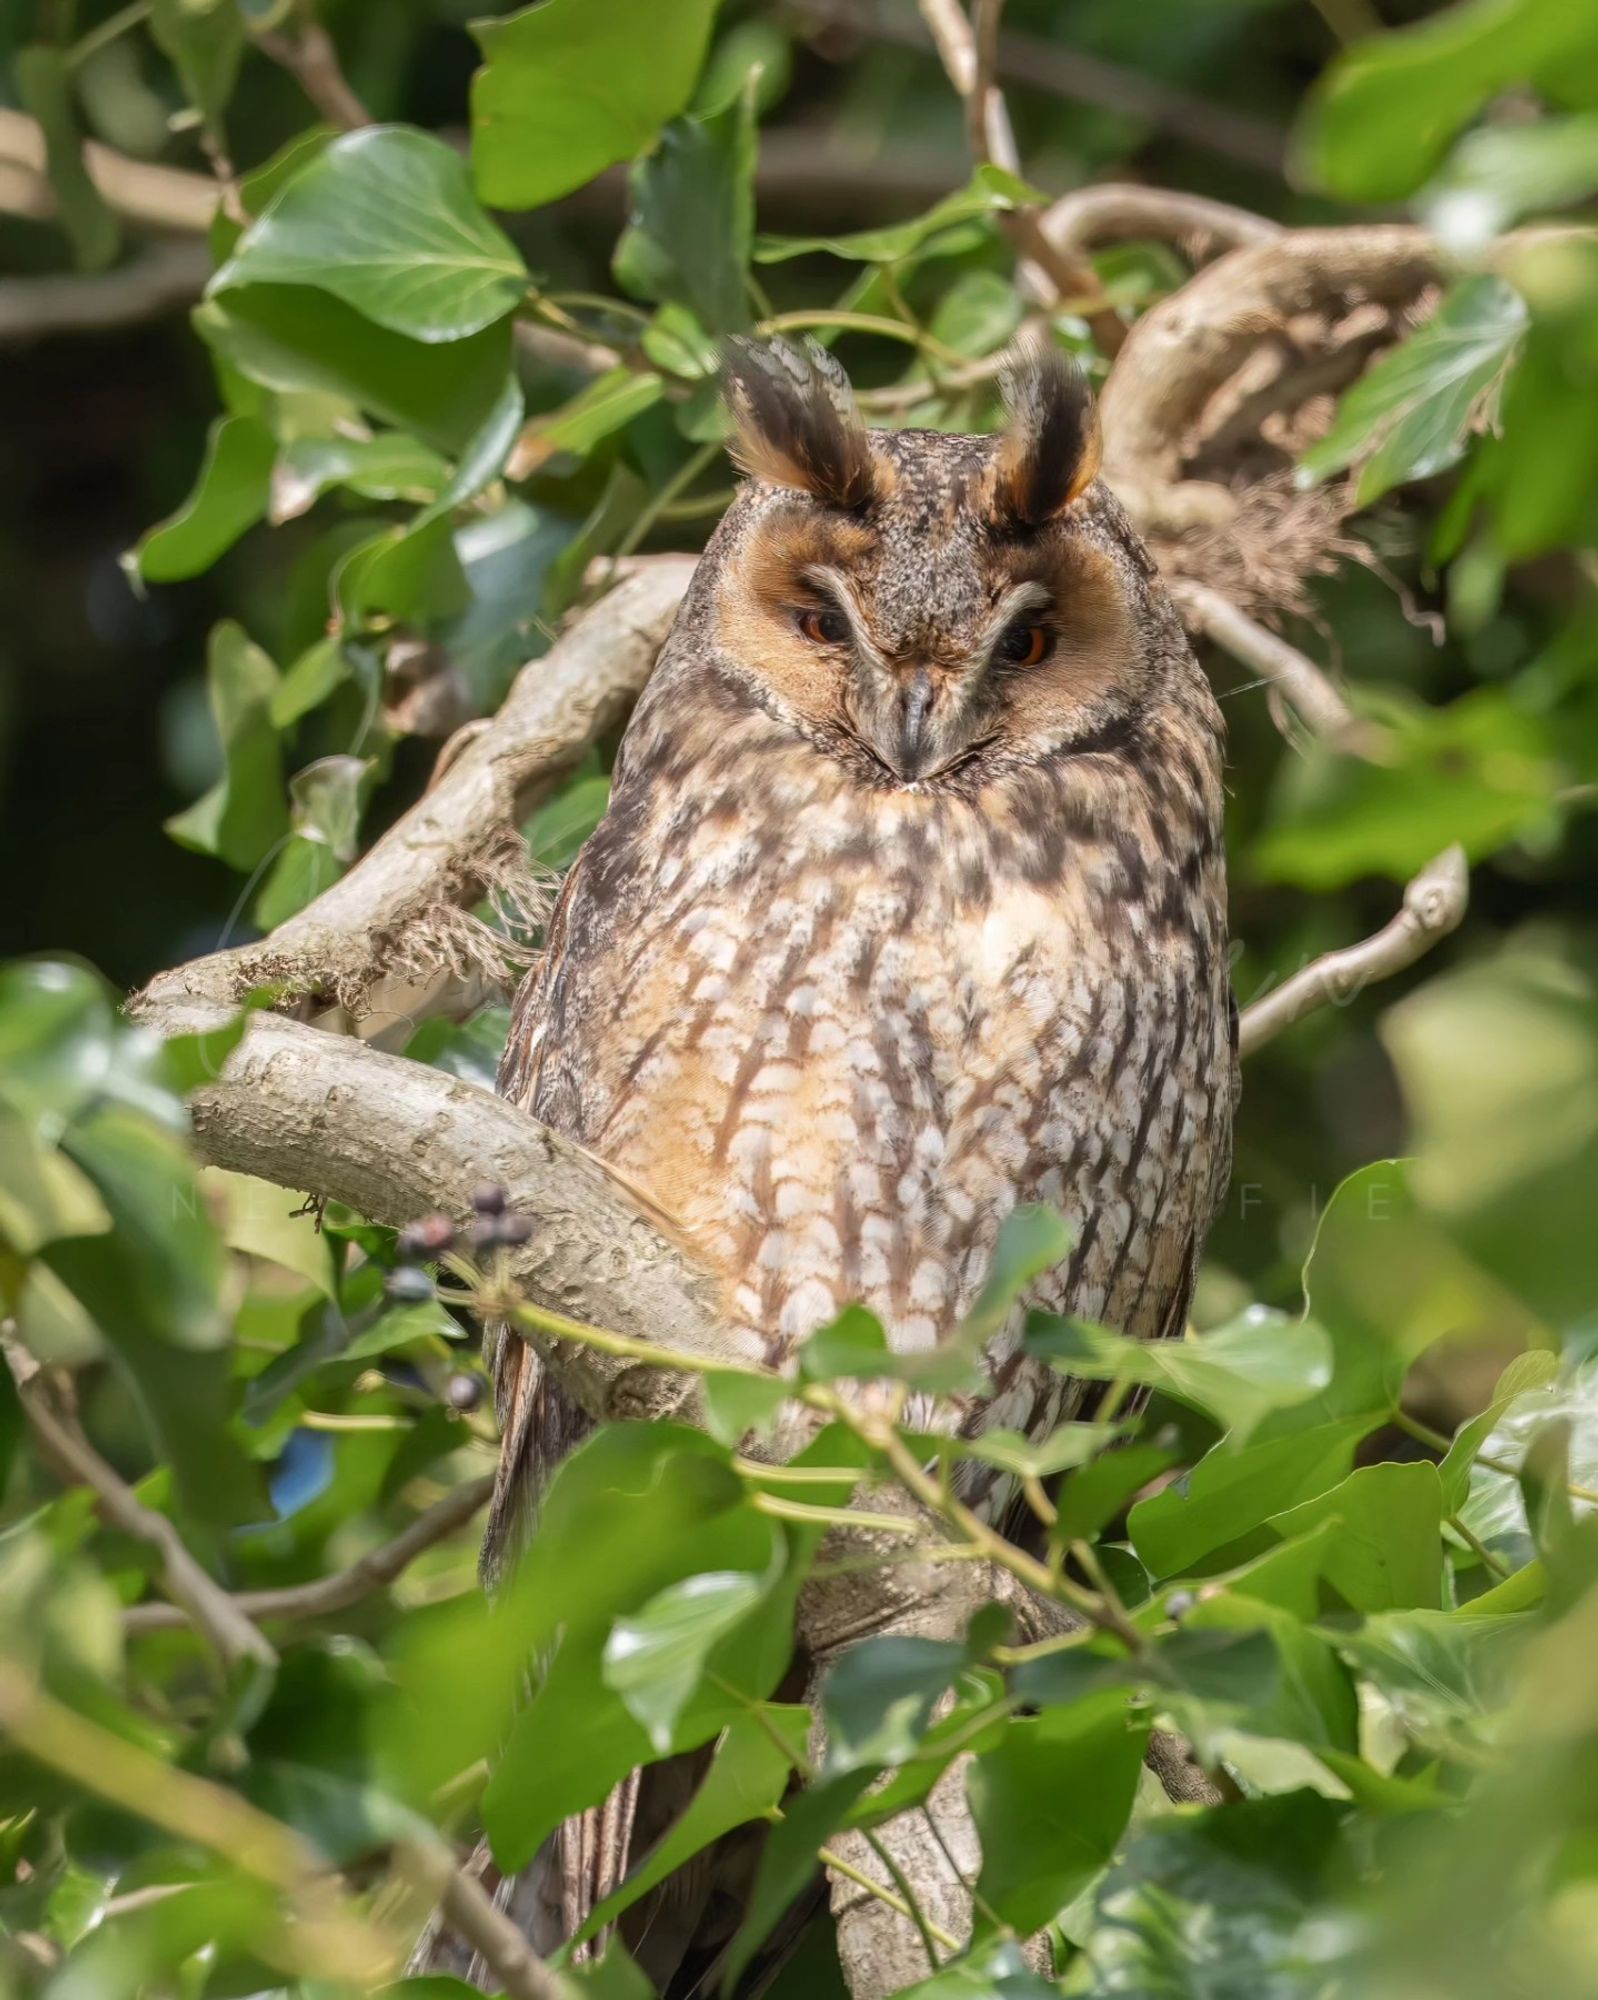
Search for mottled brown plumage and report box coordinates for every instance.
[486,337,1236,1989]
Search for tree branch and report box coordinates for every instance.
[0,107,219,231]
[912,0,1118,342]
[1238,845,1470,1056]
[123,1472,496,1635]
[1039,182,1281,264]
[3,1336,276,1675]
[132,558,697,1032]
[1170,579,1357,742]
[252,19,370,131]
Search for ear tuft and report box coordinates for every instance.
[993,340,1102,528]
[723,335,877,511]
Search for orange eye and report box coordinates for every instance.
[996,621,1049,668]
[797,606,849,646]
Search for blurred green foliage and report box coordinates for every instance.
[2,0,1598,1994]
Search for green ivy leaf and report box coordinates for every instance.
[471,0,719,210]
[1296,0,1598,204]
[1298,277,1527,506]
[213,127,528,342]
[967,1691,1148,1937]
[165,621,288,872]
[822,1635,971,1774]
[603,1564,775,1753]
[513,368,667,473]
[615,73,757,334]
[270,434,449,525]
[196,286,517,453]
[1028,1308,1331,1444]
[127,414,275,584]
[1270,1462,1445,1612]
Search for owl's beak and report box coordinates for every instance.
[892,669,936,780]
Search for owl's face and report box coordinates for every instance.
[710,340,1155,789]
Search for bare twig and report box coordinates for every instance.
[827,0,1287,173]
[1171,580,1356,741]
[1238,846,1470,1056]
[253,19,370,131]
[123,1473,496,1635]
[3,1336,276,1674]
[912,0,1116,342]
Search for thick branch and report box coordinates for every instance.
[124,1472,496,1635]
[0,108,219,232]
[178,1014,733,1427]
[132,559,697,1030]
[1040,182,1280,264]
[1238,846,1469,1056]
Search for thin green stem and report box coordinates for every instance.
[1395,1407,1598,1506]
[1448,1513,1511,1579]
[502,1297,776,1387]
[815,1844,961,1955]
[862,1826,946,1968]
[609,438,721,570]
[753,1494,922,1536]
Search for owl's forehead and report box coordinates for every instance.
[861,429,1002,641]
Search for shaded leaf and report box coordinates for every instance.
[615,73,757,334]
[1270,1462,1445,1612]
[968,1691,1148,1936]
[754,165,1038,265]
[164,622,287,872]
[14,46,119,270]
[1028,1307,1330,1444]
[150,0,244,131]
[569,1706,809,1951]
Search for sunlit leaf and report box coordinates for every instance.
[213,127,528,342]
[472,0,718,210]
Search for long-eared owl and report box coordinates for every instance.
[485,336,1235,1978]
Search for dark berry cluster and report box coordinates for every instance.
[392,1184,534,1270]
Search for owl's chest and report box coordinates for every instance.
[541,780,1211,1353]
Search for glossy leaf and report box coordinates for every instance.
[1028,1307,1331,1444]
[603,1564,773,1752]
[128,415,275,584]
[213,128,527,343]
